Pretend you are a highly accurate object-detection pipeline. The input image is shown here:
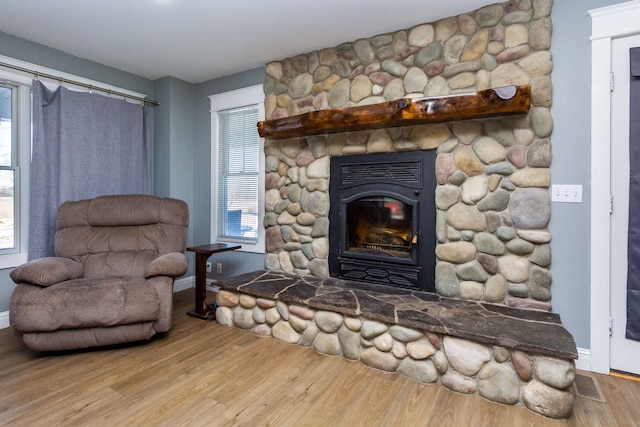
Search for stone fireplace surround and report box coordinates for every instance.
[216,0,576,420]
[262,0,554,312]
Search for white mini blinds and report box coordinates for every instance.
[216,104,260,242]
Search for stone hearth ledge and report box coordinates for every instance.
[215,269,577,419]
[217,270,576,359]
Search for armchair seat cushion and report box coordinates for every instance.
[11,277,160,332]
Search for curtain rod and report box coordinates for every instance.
[0,60,159,106]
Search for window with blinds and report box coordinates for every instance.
[216,105,259,242]
[210,84,265,253]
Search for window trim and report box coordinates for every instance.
[209,84,265,254]
[0,83,29,269]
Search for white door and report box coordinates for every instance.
[610,34,640,376]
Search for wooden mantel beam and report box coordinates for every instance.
[257,85,530,139]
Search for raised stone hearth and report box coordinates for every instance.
[215,270,577,419]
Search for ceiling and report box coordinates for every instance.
[0,0,496,84]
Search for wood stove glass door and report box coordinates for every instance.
[345,196,414,261]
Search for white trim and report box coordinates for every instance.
[209,84,266,254]
[0,81,31,269]
[0,311,9,329]
[173,276,194,293]
[589,1,640,374]
[590,0,640,40]
[575,347,592,372]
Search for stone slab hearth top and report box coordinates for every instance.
[217,270,577,360]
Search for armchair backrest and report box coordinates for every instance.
[54,195,189,278]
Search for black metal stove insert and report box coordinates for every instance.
[328,150,436,292]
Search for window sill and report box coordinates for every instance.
[216,239,264,255]
[0,252,27,270]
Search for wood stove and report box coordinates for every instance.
[328,150,436,292]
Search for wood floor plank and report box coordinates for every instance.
[568,394,612,427]
[594,373,640,427]
[215,348,320,423]
[283,357,373,426]
[331,369,408,427]
[0,289,639,426]
[245,351,343,426]
[143,396,226,427]
[379,378,440,426]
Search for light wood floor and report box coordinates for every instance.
[1,289,639,427]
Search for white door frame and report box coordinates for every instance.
[589,0,640,374]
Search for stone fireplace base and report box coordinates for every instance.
[215,270,577,420]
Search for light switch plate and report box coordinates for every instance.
[551,184,583,203]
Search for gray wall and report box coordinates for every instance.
[193,68,267,280]
[153,76,197,275]
[549,0,620,349]
[0,31,154,97]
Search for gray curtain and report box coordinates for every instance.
[627,48,640,341]
[29,80,152,260]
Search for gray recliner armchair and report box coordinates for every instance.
[9,194,189,351]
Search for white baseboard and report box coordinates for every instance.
[576,347,591,371]
[174,276,195,292]
[0,311,8,329]
[175,276,219,292]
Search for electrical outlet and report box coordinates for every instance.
[206,262,212,273]
[216,262,223,274]
[551,184,583,203]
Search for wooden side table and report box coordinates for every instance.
[186,243,241,320]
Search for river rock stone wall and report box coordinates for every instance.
[263,0,554,310]
[216,289,575,419]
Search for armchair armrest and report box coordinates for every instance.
[145,252,188,278]
[10,257,84,287]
